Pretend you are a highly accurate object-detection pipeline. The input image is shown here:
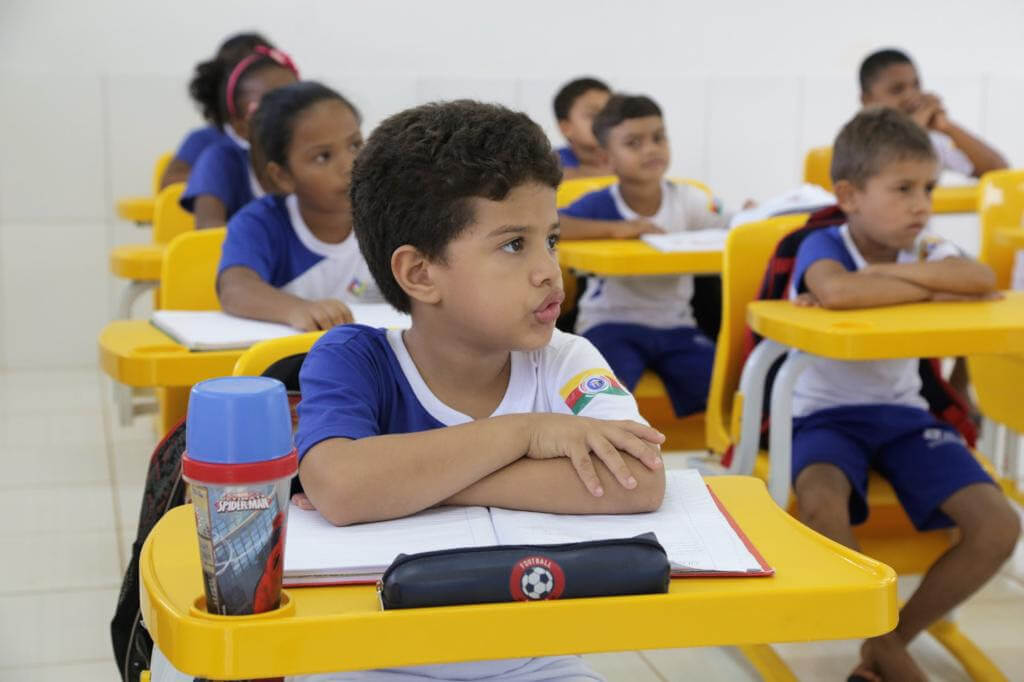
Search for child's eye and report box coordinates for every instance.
[350,139,364,153]
[315,151,331,163]
[547,233,560,250]
[501,238,524,253]
[925,183,936,195]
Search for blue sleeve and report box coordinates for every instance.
[174,127,221,166]
[180,144,244,214]
[295,328,387,460]
[218,203,278,281]
[557,147,580,168]
[559,189,622,219]
[792,228,853,293]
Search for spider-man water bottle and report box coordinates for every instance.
[182,377,297,618]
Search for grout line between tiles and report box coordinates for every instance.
[0,658,113,671]
[636,650,670,682]
[97,369,129,570]
[0,583,121,598]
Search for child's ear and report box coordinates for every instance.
[557,119,574,141]
[266,161,295,195]
[391,245,442,307]
[833,179,858,213]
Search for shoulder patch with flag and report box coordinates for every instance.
[560,369,629,415]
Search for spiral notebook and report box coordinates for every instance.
[283,469,772,586]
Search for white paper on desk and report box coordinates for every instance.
[640,229,728,253]
[728,184,835,229]
[151,305,411,351]
[284,506,498,581]
[489,469,765,574]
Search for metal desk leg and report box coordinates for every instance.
[767,353,812,506]
[117,279,157,319]
[731,340,788,475]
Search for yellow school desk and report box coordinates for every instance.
[557,240,721,276]
[142,476,897,680]
[932,185,979,214]
[737,292,1024,502]
[116,196,156,224]
[993,227,1024,250]
[99,321,243,388]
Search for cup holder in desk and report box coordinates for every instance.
[190,590,295,621]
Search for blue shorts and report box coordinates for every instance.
[792,404,994,530]
[583,323,714,417]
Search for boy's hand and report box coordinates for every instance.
[794,292,820,307]
[611,219,664,239]
[910,93,944,130]
[525,414,665,497]
[287,299,354,331]
[931,290,1003,302]
[291,493,316,510]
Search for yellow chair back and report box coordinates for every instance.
[977,168,1024,289]
[803,146,833,192]
[151,152,173,195]
[233,332,325,377]
[555,176,715,210]
[159,227,225,310]
[704,214,809,454]
[152,183,195,245]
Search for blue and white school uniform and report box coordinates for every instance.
[556,146,580,169]
[789,224,993,529]
[929,130,974,177]
[559,180,727,416]
[173,125,226,167]
[180,126,263,219]
[218,194,382,304]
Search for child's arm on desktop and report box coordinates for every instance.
[803,259,933,309]
[929,104,1008,176]
[217,266,353,331]
[558,215,664,240]
[863,258,997,296]
[299,414,665,526]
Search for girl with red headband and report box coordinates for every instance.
[159,32,275,189]
[180,45,299,228]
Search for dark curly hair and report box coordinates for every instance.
[351,100,563,313]
[831,107,936,187]
[188,32,273,128]
[252,81,360,168]
[591,94,662,146]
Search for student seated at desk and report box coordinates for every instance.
[293,100,665,681]
[160,32,275,189]
[553,77,613,179]
[558,94,728,418]
[217,81,382,332]
[859,48,1008,179]
[180,46,299,228]
[788,108,1020,682]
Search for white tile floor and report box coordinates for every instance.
[1,367,1022,681]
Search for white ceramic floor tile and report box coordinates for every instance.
[0,661,119,682]
[111,436,159,490]
[0,412,109,488]
[0,368,103,414]
[0,484,116,536]
[581,651,663,681]
[0,531,122,595]
[116,483,145,534]
[641,646,759,681]
[0,588,119,668]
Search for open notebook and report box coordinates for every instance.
[284,469,772,586]
[151,305,411,351]
[640,229,728,253]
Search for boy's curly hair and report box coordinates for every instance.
[831,107,936,187]
[350,100,563,313]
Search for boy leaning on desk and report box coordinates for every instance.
[786,108,1020,682]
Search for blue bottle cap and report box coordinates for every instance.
[185,377,294,465]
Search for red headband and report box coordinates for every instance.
[225,45,300,118]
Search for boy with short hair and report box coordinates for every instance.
[553,77,613,179]
[790,108,1020,681]
[859,48,1008,178]
[293,100,666,681]
[557,94,726,418]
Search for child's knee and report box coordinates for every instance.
[795,466,852,526]
[959,493,1021,562]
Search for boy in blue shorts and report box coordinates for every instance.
[291,100,666,681]
[558,94,728,418]
[790,108,1020,682]
[553,77,613,179]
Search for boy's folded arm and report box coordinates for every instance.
[938,120,1008,176]
[218,266,313,324]
[558,215,659,240]
[442,454,665,514]
[298,415,535,526]
[863,258,996,295]
[804,259,932,309]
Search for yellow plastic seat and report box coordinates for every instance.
[977,168,1024,288]
[712,217,1010,679]
[115,151,172,223]
[803,146,980,213]
[234,331,326,377]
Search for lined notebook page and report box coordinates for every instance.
[489,469,764,574]
[284,505,497,579]
[640,229,727,253]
